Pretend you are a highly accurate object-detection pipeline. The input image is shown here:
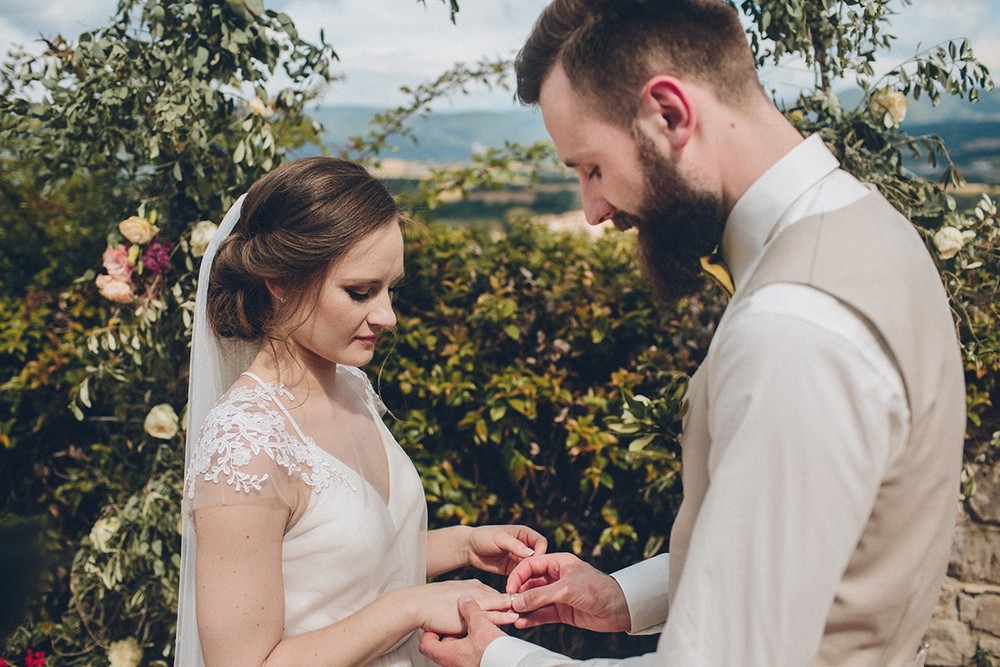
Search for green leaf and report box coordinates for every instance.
[628,434,656,452]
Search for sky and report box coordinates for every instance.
[0,0,998,112]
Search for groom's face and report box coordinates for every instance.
[539,66,726,303]
[624,131,726,303]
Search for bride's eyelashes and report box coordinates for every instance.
[346,287,375,302]
[344,283,401,302]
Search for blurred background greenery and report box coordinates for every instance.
[0,0,997,664]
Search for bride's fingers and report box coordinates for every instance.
[476,591,514,611]
[483,610,519,626]
[494,530,536,559]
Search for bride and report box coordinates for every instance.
[175,157,546,666]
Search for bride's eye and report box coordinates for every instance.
[346,288,374,302]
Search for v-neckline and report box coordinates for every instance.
[240,369,393,508]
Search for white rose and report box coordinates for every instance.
[144,403,179,440]
[90,516,121,552]
[869,88,907,128]
[118,215,159,244]
[190,220,219,258]
[933,226,975,260]
[107,637,144,667]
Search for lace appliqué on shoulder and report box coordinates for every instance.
[185,382,356,501]
[340,365,387,415]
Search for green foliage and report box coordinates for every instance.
[0,160,124,296]
[381,217,720,538]
[0,0,336,224]
[5,448,182,667]
[739,0,902,90]
[372,217,723,654]
[0,0,998,663]
[938,194,1000,485]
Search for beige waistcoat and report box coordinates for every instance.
[669,193,966,666]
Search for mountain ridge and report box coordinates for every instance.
[309,90,999,183]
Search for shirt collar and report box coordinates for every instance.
[720,134,840,289]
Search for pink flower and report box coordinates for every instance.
[102,245,133,282]
[96,274,136,304]
[26,649,47,667]
[142,238,172,275]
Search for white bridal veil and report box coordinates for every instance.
[175,194,255,667]
[173,180,427,667]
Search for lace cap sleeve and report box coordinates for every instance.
[340,365,387,416]
[183,381,348,515]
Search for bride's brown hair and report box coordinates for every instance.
[207,157,402,343]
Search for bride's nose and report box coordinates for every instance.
[367,291,397,329]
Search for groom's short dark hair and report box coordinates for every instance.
[515,0,761,126]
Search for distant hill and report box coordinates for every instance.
[310,105,548,163]
[310,88,999,183]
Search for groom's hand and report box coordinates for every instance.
[506,552,631,633]
[419,594,504,667]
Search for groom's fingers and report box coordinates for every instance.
[516,575,552,592]
[458,593,487,626]
[511,577,566,614]
[506,552,566,593]
[419,629,460,664]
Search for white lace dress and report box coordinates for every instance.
[183,365,432,666]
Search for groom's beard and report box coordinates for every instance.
[613,134,726,304]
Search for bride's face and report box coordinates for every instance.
[287,221,404,369]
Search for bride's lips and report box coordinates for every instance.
[355,335,378,347]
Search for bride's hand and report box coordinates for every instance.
[405,580,515,635]
[465,525,548,576]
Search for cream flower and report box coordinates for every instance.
[144,403,179,440]
[190,220,219,258]
[102,245,133,282]
[96,274,136,304]
[249,95,273,118]
[933,226,975,260]
[118,215,160,244]
[90,516,121,552]
[107,637,144,667]
[869,88,907,128]
[621,394,651,423]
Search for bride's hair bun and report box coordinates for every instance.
[206,234,273,340]
[205,157,403,343]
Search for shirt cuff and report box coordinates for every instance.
[482,636,567,667]
[610,554,670,635]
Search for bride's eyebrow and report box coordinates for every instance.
[341,272,406,286]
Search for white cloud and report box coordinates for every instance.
[0,0,114,40]
[893,0,998,70]
[1,0,995,110]
[270,0,546,109]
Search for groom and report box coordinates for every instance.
[420,0,965,665]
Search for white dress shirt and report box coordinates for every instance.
[482,135,910,666]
